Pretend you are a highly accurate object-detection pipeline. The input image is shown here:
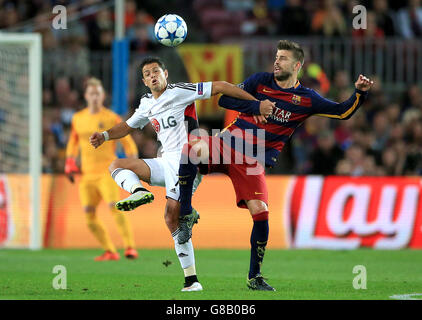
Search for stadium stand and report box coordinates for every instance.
[1,0,420,176]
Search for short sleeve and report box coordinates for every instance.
[126,101,149,129]
[237,72,265,95]
[194,82,212,100]
[172,82,213,106]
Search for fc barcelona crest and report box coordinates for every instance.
[292,95,301,105]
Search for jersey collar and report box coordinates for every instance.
[273,75,301,91]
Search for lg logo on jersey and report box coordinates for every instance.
[151,116,177,133]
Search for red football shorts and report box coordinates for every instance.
[197,136,268,209]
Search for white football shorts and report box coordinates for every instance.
[142,151,202,201]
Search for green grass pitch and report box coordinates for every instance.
[1,248,421,300]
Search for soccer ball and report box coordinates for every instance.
[154,14,187,47]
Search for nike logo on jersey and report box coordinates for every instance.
[262,88,277,94]
[255,192,264,195]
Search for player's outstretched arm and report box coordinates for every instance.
[211,81,257,101]
[313,74,373,120]
[214,81,274,115]
[90,121,134,149]
[218,94,274,120]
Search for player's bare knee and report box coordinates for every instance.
[188,139,201,147]
[248,200,268,216]
[109,158,123,173]
[186,139,208,164]
[192,140,208,162]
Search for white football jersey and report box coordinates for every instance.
[126,82,212,155]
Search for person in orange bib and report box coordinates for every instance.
[65,77,139,261]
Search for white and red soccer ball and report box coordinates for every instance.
[154,14,187,47]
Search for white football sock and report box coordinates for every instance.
[183,265,197,277]
[172,229,196,271]
[111,168,143,194]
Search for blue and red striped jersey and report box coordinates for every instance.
[218,72,368,167]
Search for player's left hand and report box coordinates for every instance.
[253,115,267,124]
[355,74,374,91]
[259,99,275,117]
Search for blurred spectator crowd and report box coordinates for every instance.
[194,0,422,42]
[0,0,421,176]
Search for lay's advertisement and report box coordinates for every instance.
[1,173,421,250]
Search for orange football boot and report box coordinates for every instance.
[124,247,138,259]
[94,251,120,261]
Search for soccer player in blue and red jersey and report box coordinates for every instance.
[177,40,374,291]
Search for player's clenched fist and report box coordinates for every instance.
[255,99,275,124]
[355,74,374,91]
[259,99,275,117]
[90,132,105,148]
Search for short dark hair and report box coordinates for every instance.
[140,56,166,77]
[277,40,305,66]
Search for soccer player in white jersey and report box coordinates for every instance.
[89,57,275,291]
